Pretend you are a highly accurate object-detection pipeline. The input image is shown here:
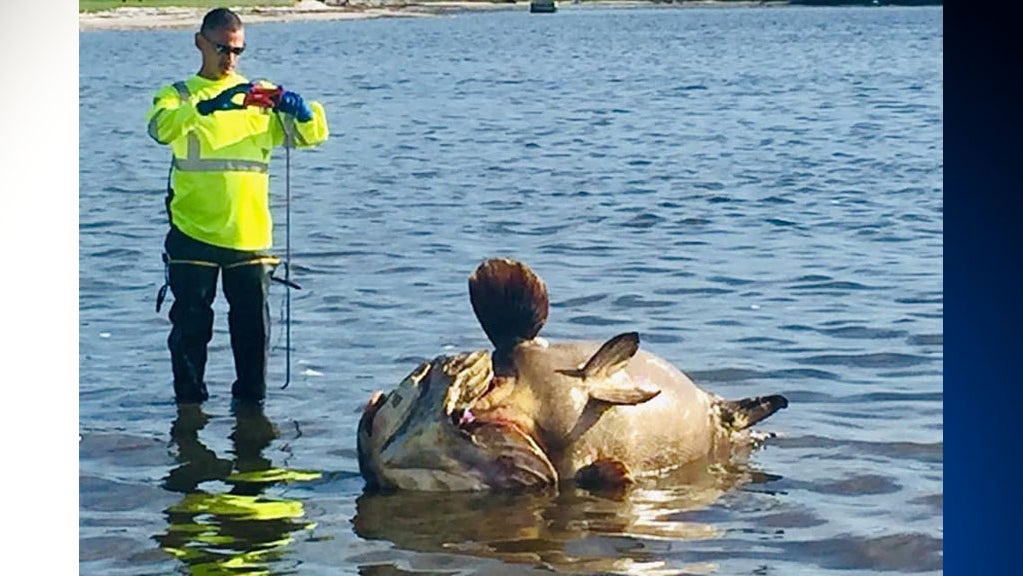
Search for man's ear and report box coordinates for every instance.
[194,32,202,51]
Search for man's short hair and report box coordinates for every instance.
[200,8,243,33]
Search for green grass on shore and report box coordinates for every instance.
[80,0,299,14]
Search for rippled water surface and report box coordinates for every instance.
[80,5,942,575]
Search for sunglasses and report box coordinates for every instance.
[203,33,245,56]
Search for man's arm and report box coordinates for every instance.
[292,101,329,148]
[272,97,330,149]
[145,84,200,145]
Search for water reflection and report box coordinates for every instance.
[155,404,321,574]
[353,459,781,575]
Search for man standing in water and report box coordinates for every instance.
[146,8,329,405]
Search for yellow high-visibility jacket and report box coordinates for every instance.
[146,72,329,251]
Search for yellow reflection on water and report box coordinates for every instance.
[154,404,321,575]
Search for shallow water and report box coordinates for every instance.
[79,5,942,575]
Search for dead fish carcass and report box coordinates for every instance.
[357,258,787,492]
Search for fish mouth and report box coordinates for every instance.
[356,391,385,489]
[357,360,433,490]
[357,391,386,442]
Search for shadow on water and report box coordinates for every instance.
[153,403,321,575]
[351,459,782,575]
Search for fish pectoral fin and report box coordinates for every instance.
[574,459,634,490]
[577,332,641,379]
[555,332,655,406]
[587,379,661,406]
[468,422,558,490]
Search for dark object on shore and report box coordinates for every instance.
[530,0,557,13]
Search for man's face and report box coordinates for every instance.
[197,26,245,79]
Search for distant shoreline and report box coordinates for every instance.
[77,1,770,32]
[79,1,520,32]
[78,0,941,32]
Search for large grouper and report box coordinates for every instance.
[357,258,788,492]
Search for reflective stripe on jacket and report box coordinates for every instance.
[145,73,329,251]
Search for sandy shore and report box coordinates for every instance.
[78,1,779,32]
[79,1,533,31]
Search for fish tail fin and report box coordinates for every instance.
[468,258,549,350]
[718,394,789,431]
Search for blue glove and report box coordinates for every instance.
[196,83,252,116]
[275,90,313,122]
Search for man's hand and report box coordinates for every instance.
[275,91,313,122]
[196,83,252,116]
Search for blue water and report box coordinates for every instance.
[79,5,943,575]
